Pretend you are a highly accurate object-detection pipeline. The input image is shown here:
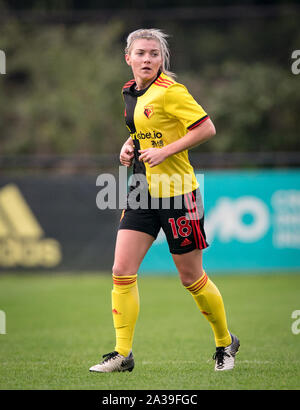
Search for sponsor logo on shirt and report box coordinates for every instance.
[131,130,162,140]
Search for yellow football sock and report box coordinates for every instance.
[111,274,139,357]
[185,271,231,347]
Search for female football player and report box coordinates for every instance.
[90,28,239,373]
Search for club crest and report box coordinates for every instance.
[144,105,154,119]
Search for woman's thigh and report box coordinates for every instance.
[112,229,155,276]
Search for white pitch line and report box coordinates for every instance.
[142,360,274,365]
[142,360,195,365]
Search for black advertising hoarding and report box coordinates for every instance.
[0,175,120,272]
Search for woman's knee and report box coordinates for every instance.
[178,268,200,287]
[173,249,204,287]
[112,262,138,276]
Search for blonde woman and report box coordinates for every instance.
[90,29,239,373]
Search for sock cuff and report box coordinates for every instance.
[185,271,208,295]
[113,274,137,287]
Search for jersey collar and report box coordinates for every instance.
[124,70,162,96]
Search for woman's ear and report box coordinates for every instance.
[125,54,131,66]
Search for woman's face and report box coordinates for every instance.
[125,38,163,85]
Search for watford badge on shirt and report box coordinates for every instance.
[144,105,154,119]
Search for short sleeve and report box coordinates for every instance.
[164,83,209,130]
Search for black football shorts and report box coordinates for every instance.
[118,188,209,255]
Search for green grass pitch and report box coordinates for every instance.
[0,272,299,390]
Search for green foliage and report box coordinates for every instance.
[0,21,130,155]
[181,61,300,152]
[0,19,299,155]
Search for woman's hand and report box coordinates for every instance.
[138,148,167,168]
[120,141,134,167]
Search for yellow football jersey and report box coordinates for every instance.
[122,71,209,197]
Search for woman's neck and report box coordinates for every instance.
[135,78,154,91]
[134,70,161,91]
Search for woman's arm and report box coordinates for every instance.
[120,137,134,167]
[139,118,216,168]
[163,118,215,157]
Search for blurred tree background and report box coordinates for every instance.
[0,0,299,157]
